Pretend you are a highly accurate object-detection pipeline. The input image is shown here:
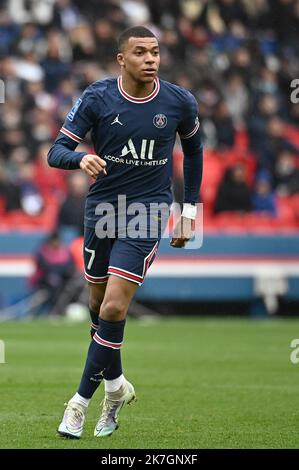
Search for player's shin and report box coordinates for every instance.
[89,308,99,338]
[77,318,126,399]
[103,351,123,384]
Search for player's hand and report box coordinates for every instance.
[80,154,107,179]
[170,216,195,248]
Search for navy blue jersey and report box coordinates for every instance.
[48,76,203,228]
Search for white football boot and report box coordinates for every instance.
[94,380,136,437]
[58,401,87,439]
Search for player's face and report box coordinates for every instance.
[117,37,160,83]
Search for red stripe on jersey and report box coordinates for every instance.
[60,127,82,143]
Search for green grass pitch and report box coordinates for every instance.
[0,316,298,449]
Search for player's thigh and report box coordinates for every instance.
[83,226,112,284]
[84,226,113,312]
[99,237,159,321]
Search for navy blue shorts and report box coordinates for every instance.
[83,227,159,286]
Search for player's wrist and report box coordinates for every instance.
[79,153,88,168]
[182,203,197,220]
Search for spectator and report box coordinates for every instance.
[248,94,279,155]
[0,161,20,211]
[52,0,81,32]
[273,150,299,195]
[252,171,277,216]
[213,100,235,149]
[94,19,118,66]
[0,0,299,229]
[17,161,44,215]
[29,231,75,315]
[224,73,248,128]
[69,23,96,62]
[58,171,88,233]
[214,162,252,213]
[258,116,299,170]
[41,30,71,92]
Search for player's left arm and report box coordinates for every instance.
[171,92,203,248]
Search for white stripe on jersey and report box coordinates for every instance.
[180,121,200,139]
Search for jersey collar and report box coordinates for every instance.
[117,76,160,104]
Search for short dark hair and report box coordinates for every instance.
[118,26,157,52]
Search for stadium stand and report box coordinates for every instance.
[0,0,299,314]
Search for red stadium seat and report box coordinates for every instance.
[234,129,249,150]
[283,125,299,148]
[0,197,5,216]
[290,194,299,217]
[201,151,225,212]
[276,196,296,223]
[212,212,249,233]
[245,213,279,233]
[3,203,59,231]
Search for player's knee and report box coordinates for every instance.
[99,300,126,322]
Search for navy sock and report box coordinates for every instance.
[103,350,123,380]
[78,318,126,399]
[89,308,99,339]
[89,309,122,380]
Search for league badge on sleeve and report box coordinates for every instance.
[67,98,82,122]
[153,113,167,129]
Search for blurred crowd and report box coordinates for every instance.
[0,0,299,233]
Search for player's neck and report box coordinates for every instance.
[120,75,156,98]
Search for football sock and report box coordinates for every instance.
[88,307,123,385]
[89,308,122,380]
[89,308,99,338]
[69,392,90,408]
[102,352,123,381]
[77,318,126,399]
[104,374,125,393]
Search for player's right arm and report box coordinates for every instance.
[47,86,106,178]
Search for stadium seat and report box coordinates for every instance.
[0,198,5,216]
[3,203,58,231]
[276,196,297,224]
[245,213,280,233]
[212,212,249,233]
[234,129,249,151]
[284,125,299,147]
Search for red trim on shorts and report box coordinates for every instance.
[85,272,109,283]
[108,267,143,283]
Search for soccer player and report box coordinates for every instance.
[48,26,203,439]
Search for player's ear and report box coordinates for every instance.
[117,53,125,67]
